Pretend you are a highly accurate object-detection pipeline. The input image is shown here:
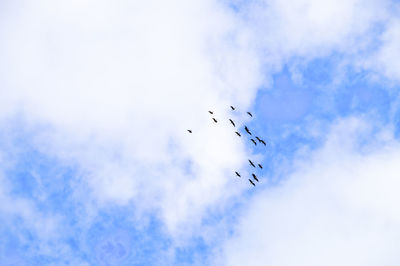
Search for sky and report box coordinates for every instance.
[1,0,400,265]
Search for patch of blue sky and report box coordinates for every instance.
[82,208,176,266]
[250,55,396,183]
[0,121,223,265]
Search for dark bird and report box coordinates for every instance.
[229,119,235,127]
[260,140,266,146]
[247,112,253,117]
[244,126,252,135]
[258,164,263,169]
[230,106,235,110]
[187,130,192,133]
[251,139,257,145]
[212,118,217,123]
[252,173,259,182]
[249,179,256,186]
[255,136,261,142]
[235,171,241,177]
[249,159,256,168]
[235,131,241,137]
[208,111,214,114]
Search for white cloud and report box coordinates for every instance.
[239,0,387,66]
[218,117,400,266]
[0,0,263,235]
[360,13,400,83]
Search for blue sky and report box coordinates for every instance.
[1,0,400,265]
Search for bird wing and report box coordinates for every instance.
[249,179,255,186]
[254,177,259,182]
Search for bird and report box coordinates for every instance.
[235,131,241,137]
[229,119,235,127]
[249,179,256,186]
[208,111,214,114]
[235,171,241,177]
[230,106,235,110]
[247,112,253,117]
[251,139,257,145]
[255,136,261,142]
[249,159,256,168]
[258,163,263,169]
[187,129,192,133]
[212,118,217,123]
[260,140,266,146]
[252,173,259,182]
[244,126,252,135]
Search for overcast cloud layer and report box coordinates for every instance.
[1,0,400,265]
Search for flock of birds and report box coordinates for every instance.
[187,105,267,187]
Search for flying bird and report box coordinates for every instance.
[230,106,235,110]
[255,136,261,142]
[208,111,214,114]
[258,164,263,169]
[244,126,252,135]
[249,159,256,168]
[187,130,192,133]
[235,171,241,177]
[247,112,253,117]
[249,179,256,186]
[260,140,266,146]
[252,173,259,182]
[251,139,257,145]
[229,119,235,127]
[212,118,218,123]
[235,131,241,137]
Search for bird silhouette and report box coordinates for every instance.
[260,140,266,146]
[249,179,255,186]
[258,164,263,169]
[229,119,235,127]
[255,136,261,142]
[247,112,253,117]
[252,173,259,182]
[249,159,256,168]
[235,171,241,177]
[208,111,214,114]
[235,131,241,137]
[230,106,235,110]
[244,126,252,135]
[251,139,257,145]
[212,118,217,123]
[187,130,192,133]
